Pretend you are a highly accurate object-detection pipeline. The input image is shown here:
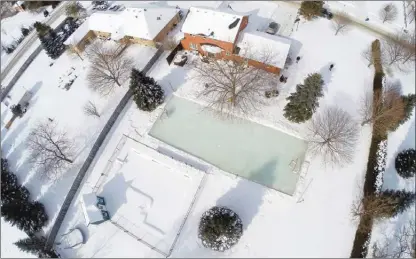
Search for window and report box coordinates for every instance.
[207,52,215,58]
[190,43,197,50]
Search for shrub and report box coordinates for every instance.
[21,27,31,37]
[299,1,324,20]
[395,148,416,178]
[129,69,164,112]
[198,206,243,251]
[34,22,52,37]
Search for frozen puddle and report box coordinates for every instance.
[97,136,204,255]
[149,96,308,195]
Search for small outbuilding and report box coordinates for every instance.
[81,193,110,225]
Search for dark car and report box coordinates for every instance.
[321,8,333,19]
[266,22,279,35]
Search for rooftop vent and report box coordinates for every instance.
[157,16,161,20]
[228,18,240,29]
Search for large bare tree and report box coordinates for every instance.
[190,48,277,118]
[379,3,399,23]
[86,41,134,96]
[27,120,75,179]
[331,13,352,35]
[307,106,359,166]
[359,83,405,137]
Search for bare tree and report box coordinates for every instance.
[162,36,178,51]
[307,106,359,166]
[27,120,75,179]
[83,101,100,117]
[379,3,399,23]
[65,1,86,19]
[86,41,134,96]
[372,219,416,258]
[360,84,405,137]
[190,48,277,118]
[331,13,352,35]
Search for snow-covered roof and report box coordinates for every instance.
[201,44,224,53]
[64,7,179,46]
[81,193,104,225]
[181,7,245,43]
[236,31,291,68]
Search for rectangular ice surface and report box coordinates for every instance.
[149,96,308,195]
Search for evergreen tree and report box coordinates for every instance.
[2,158,9,173]
[198,206,243,251]
[395,148,416,178]
[21,27,30,37]
[283,73,324,123]
[39,33,66,60]
[2,201,48,234]
[34,22,52,37]
[14,236,47,257]
[129,69,164,112]
[11,104,23,117]
[299,1,324,20]
[378,189,416,218]
[1,171,30,205]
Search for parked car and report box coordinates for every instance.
[266,22,279,35]
[321,8,333,19]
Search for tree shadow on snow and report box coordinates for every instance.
[216,159,278,231]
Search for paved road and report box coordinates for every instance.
[1,2,69,83]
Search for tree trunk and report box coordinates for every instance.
[76,51,83,61]
[115,79,121,86]
[5,114,17,129]
[61,156,73,163]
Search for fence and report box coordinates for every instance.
[45,45,165,250]
[0,15,70,102]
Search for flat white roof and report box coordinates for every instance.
[81,193,104,225]
[181,7,245,43]
[236,31,291,68]
[65,7,179,46]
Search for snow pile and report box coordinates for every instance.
[201,44,224,53]
[181,7,245,43]
[374,140,387,193]
[236,31,291,68]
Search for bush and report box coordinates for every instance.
[198,206,243,251]
[65,1,86,18]
[129,69,164,112]
[299,1,324,20]
[395,149,416,178]
[283,73,324,123]
[34,22,52,37]
[21,27,31,37]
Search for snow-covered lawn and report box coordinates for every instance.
[0,40,157,252]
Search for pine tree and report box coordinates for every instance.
[198,206,243,251]
[299,1,324,20]
[1,201,48,234]
[14,236,47,256]
[283,73,324,123]
[377,189,416,218]
[129,69,164,112]
[1,158,30,205]
[21,27,30,37]
[34,22,52,37]
[395,148,416,178]
[39,33,66,60]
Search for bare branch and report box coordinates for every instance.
[86,41,134,96]
[307,106,359,167]
[379,3,399,23]
[189,47,277,119]
[83,101,100,117]
[331,13,352,35]
[360,84,405,137]
[26,120,75,180]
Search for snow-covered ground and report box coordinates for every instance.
[2,1,415,258]
[0,40,157,252]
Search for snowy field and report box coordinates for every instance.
[2,1,415,258]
